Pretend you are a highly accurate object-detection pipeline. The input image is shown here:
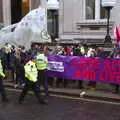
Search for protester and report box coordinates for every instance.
[0,47,7,73]
[0,57,8,102]
[73,45,83,89]
[0,42,120,102]
[96,47,105,58]
[9,45,17,82]
[4,43,11,70]
[112,46,120,93]
[86,46,97,90]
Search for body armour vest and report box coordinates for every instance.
[35,53,48,70]
[0,59,5,78]
[24,60,38,82]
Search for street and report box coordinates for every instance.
[0,89,120,120]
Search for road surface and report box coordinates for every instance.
[0,89,120,120]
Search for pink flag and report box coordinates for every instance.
[114,25,120,43]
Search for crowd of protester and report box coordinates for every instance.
[0,42,120,93]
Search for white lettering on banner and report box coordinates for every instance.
[47,61,64,72]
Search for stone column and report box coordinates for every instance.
[0,0,3,23]
[2,0,11,26]
[95,0,100,19]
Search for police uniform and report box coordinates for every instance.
[35,53,48,97]
[19,60,46,104]
[0,59,8,102]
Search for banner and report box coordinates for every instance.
[47,55,120,84]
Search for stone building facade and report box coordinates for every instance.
[0,0,120,44]
[59,0,120,45]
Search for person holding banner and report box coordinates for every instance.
[87,46,97,89]
[55,46,68,88]
[73,45,84,89]
[112,47,120,93]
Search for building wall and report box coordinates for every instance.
[30,0,40,10]
[111,0,120,25]
[59,0,82,34]
[59,0,89,41]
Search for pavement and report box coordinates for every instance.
[3,79,120,103]
[0,90,120,120]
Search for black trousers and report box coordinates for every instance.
[56,78,68,88]
[19,79,42,103]
[38,70,48,97]
[16,64,25,84]
[113,84,119,93]
[88,81,96,88]
[0,78,7,101]
[11,67,15,81]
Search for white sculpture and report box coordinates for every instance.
[0,7,51,49]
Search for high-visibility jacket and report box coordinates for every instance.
[0,59,5,78]
[35,53,48,70]
[24,60,38,82]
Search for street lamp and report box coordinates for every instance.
[101,0,117,43]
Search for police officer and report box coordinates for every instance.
[35,50,48,98]
[0,59,8,102]
[19,60,46,104]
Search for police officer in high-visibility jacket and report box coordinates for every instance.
[0,59,8,102]
[19,60,46,104]
[35,51,48,98]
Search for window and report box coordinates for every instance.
[100,6,107,19]
[85,0,107,20]
[86,0,95,19]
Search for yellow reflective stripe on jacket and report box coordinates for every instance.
[35,54,48,70]
[24,61,38,82]
[35,60,47,70]
[0,60,5,78]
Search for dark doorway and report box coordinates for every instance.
[11,0,22,24]
[11,0,30,24]
[47,10,59,42]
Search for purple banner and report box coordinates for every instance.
[47,55,120,84]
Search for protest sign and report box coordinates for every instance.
[47,55,120,84]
